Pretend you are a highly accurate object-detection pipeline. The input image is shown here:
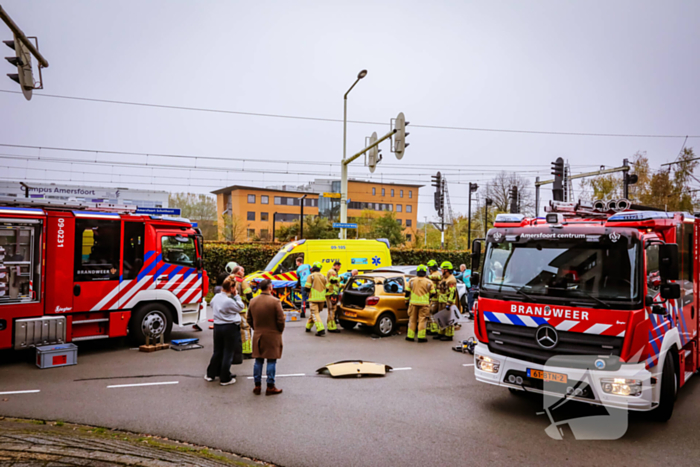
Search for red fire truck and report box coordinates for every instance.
[471,200,697,421]
[0,198,208,350]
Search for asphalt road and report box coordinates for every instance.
[1,311,700,467]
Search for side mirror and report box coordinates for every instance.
[659,243,679,281]
[651,304,668,316]
[471,239,482,271]
[471,272,480,288]
[660,282,681,300]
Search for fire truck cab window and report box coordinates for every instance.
[74,219,121,282]
[161,235,196,266]
[123,222,145,280]
[0,221,42,304]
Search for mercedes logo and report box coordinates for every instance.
[536,325,559,349]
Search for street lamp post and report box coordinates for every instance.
[340,69,367,240]
[484,198,493,238]
[299,194,308,239]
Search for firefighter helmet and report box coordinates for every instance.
[313,261,323,269]
[440,261,453,271]
[427,259,438,268]
[225,262,238,274]
[416,264,428,273]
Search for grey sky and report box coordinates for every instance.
[1,0,698,219]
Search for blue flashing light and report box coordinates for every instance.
[608,211,674,222]
[495,213,525,223]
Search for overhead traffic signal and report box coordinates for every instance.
[551,157,564,202]
[393,112,409,159]
[367,132,379,173]
[509,185,519,213]
[432,171,444,215]
[4,36,33,100]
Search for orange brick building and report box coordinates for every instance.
[212,179,421,243]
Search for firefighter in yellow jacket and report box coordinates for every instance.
[404,264,435,342]
[325,261,341,333]
[427,260,441,335]
[233,265,254,358]
[437,261,458,341]
[304,262,327,336]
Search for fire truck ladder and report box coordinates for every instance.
[563,160,574,202]
[0,196,138,213]
[443,179,459,248]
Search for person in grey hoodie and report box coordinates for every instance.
[205,276,245,385]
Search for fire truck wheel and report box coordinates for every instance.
[129,303,173,345]
[652,350,678,422]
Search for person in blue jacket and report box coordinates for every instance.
[453,264,475,312]
[295,257,311,318]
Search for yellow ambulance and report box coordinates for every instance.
[249,239,392,281]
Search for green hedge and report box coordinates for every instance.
[203,242,471,279]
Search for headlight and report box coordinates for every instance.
[600,378,642,397]
[475,355,501,374]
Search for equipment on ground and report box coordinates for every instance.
[317,360,393,378]
[36,343,78,368]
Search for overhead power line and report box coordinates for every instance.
[1,89,697,139]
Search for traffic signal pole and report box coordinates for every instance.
[340,128,396,238]
[0,6,49,68]
[536,162,631,210]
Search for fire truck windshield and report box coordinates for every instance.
[481,237,639,305]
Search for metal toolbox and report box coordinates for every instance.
[36,343,77,369]
[285,311,301,322]
[15,316,66,350]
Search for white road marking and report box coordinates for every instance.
[389,367,412,371]
[246,373,306,379]
[462,363,474,367]
[0,389,40,395]
[107,381,179,389]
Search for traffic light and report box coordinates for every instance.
[432,172,443,215]
[4,36,33,100]
[367,132,379,173]
[623,172,638,199]
[393,112,409,159]
[509,185,518,213]
[551,157,564,202]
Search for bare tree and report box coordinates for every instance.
[485,171,535,215]
[220,213,246,242]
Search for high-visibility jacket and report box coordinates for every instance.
[236,278,253,310]
[405,276,434,306]
[438,274,457,306]
[305,272,327,302]
[428,271,441,302]
[326,269,340,296]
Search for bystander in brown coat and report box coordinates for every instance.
[248,288,285,360]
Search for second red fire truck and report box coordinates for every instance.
[0,198,208,351]
[472,200,697,421]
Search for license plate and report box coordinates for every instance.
[344,311,357,318]
[527,369,568,384]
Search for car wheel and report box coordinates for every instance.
[373,312,395,337]
[339,320,356,331]
[129,303,173,346]
[651,350,677,422]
